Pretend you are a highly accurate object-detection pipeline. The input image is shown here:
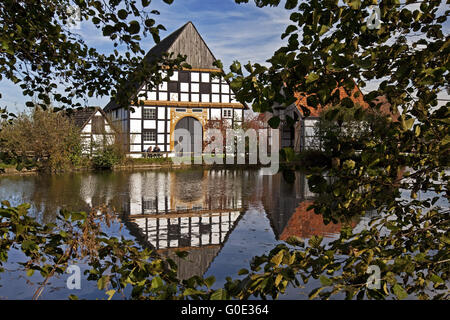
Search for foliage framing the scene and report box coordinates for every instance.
[0,0,448,300]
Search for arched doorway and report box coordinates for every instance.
[174,116,203,156]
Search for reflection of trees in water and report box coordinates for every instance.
[29,174,86,224]
[28,172,131,224]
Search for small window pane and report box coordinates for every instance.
[143,108,156,119]
[143,129,156,141]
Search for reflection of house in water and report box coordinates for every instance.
[122,170,245,279]
[262,172,354,240]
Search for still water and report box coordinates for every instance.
[0,168,366,299]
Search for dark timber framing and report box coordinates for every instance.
[104,21,247,156]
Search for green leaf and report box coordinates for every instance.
[430,274,444,284]
[309,287,324,299]
[271,250,283,266]
[319,275,333,286]
[204,276,215,288]
[345,0,361,10]
[106,289,116,300]
[285,236,305,247]
[128,21,140,34]
[97,276,110,290]
[308,235,323,249]
[405,118,414,130]
[118,9,128,20]
[70,211,87,221]
[175,250,189,259]
[210,288,229,300]
[151,276,163,289]
[392,284,408,300]
[268,116,281,129]
[306,72,320,83]
[1,200,10,207]
[285,0,298,10]
[103,25,115,37]
[183,288,205,296]
[238,268,249,275]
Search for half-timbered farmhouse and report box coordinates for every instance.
[69,106,115,155]
[104,22,246,157]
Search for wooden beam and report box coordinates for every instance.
[139,100,245,109]
[161,66,221,73]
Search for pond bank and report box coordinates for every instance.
[0,167,38,176]
[0,162,269,175]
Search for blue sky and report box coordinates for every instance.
[0,0,291,113]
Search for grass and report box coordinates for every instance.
[0,162,17,170]
[128,157,172,165]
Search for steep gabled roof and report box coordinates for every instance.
[68,107,98,129]
[143,21,217,69]
[104,21,222,112]
[68,106,112,129]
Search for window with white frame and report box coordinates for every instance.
[223,109,232,118]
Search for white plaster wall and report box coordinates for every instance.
[210,109,221,120]
[157,108,165,119]
[157,121,165,133]
[130,144,142,152]
[130,134,141,144]
[157,134,165,145]
[143,120,156,129]
[234,109,243,121]
[82,123,91,133]
[131,106,142,118]
[130,119,141,133]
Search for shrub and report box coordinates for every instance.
[297,149,331,169]
[91,145,123,170]
[0,108,82,172]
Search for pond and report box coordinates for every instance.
[0,168,399,299]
